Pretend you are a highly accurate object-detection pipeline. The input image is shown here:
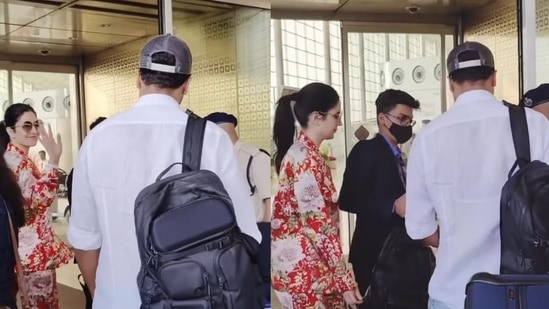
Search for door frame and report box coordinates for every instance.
[339,22,457,248]
[1,63,83,161]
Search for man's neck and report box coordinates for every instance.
[139,87,181,103]
[229,133,239,145]
[379,130,397,147]
[453,84,494,100]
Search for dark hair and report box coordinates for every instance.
[375,89,420,115]
[139,52,191,89]
[90,117,107,130]
[273,82,339,174]
[0,103,36,154]
[449,66,495,84]
[0,154,25,228]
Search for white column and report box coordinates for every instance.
[160,0,173,34]
[522,0,537,92]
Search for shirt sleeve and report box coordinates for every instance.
[9,154,58,214]
[251,152,271,201]
[67,136,102,250]
[206,124,261,244]
[405,135,438,240]
[294,163,356,293]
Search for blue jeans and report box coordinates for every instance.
[428,298,454,309]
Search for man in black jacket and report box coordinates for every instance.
[339,89,420,300]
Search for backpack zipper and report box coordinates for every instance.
[149,246,159,268]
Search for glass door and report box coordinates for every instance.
[338,23,456,254]
[2,63,80,232]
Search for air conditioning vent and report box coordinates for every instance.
[42,96,55,112]
[413,65,426,83]
[435,63,441,81]
[63,96,70,110]
[392,68,404,85]
[23,98,34,107]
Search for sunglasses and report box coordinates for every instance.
[13,120,43,133]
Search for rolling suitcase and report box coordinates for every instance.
[464,272,549,309]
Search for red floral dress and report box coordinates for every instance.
[271,131,356,309]
[4,143,73,272]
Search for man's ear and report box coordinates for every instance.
[136,75,141,90]
[182,78,191,96]
[377,113,386,126]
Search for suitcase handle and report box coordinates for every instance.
[468,272,549,286]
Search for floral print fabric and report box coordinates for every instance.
[20,269,57,309]
[271,131,356,308]
[4,143,73,273]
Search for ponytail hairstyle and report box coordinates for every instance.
[0,153,25,227]
[0,103,36,154]
[273,82,340,174]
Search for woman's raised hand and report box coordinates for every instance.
[38,122,62,166]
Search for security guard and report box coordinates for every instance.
[204,112,271,222]
[520,83,549,119]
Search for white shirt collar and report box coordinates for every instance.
[134,93,184,110]
[454,89,497,106]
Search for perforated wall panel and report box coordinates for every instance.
[536,0,549,84]
[83,37,151,128]
[174,8,271,152]
[83,8,270,153]
[463,0,519,102]
[235,9,271,152]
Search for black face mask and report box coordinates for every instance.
[389,123,413,144]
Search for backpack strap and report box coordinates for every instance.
[506,102,531,169]
[246,155,255,195]
[182,110,207,173]
[246,149,271,196]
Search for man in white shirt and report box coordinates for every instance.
[67,34,261,309]
[403,41,549,309]
[204,112,271,222]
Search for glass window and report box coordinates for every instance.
[11,70,79,229]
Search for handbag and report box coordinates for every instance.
[2,199,29,308]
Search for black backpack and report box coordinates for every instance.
[363,221,435,309]
[500,103,549,275]
[245,149,270,196]
[134,112,265,309]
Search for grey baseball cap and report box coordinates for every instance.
[446,41,494,75]
[139,34,192,75]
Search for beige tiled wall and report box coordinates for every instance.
[82,8,271,152]
[83,37,151,129]
[462,0,519,102]
[174,8,271,151]
[536,0,549,84]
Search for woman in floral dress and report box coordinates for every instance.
[0,103,73,309]
[271,82,363,309]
